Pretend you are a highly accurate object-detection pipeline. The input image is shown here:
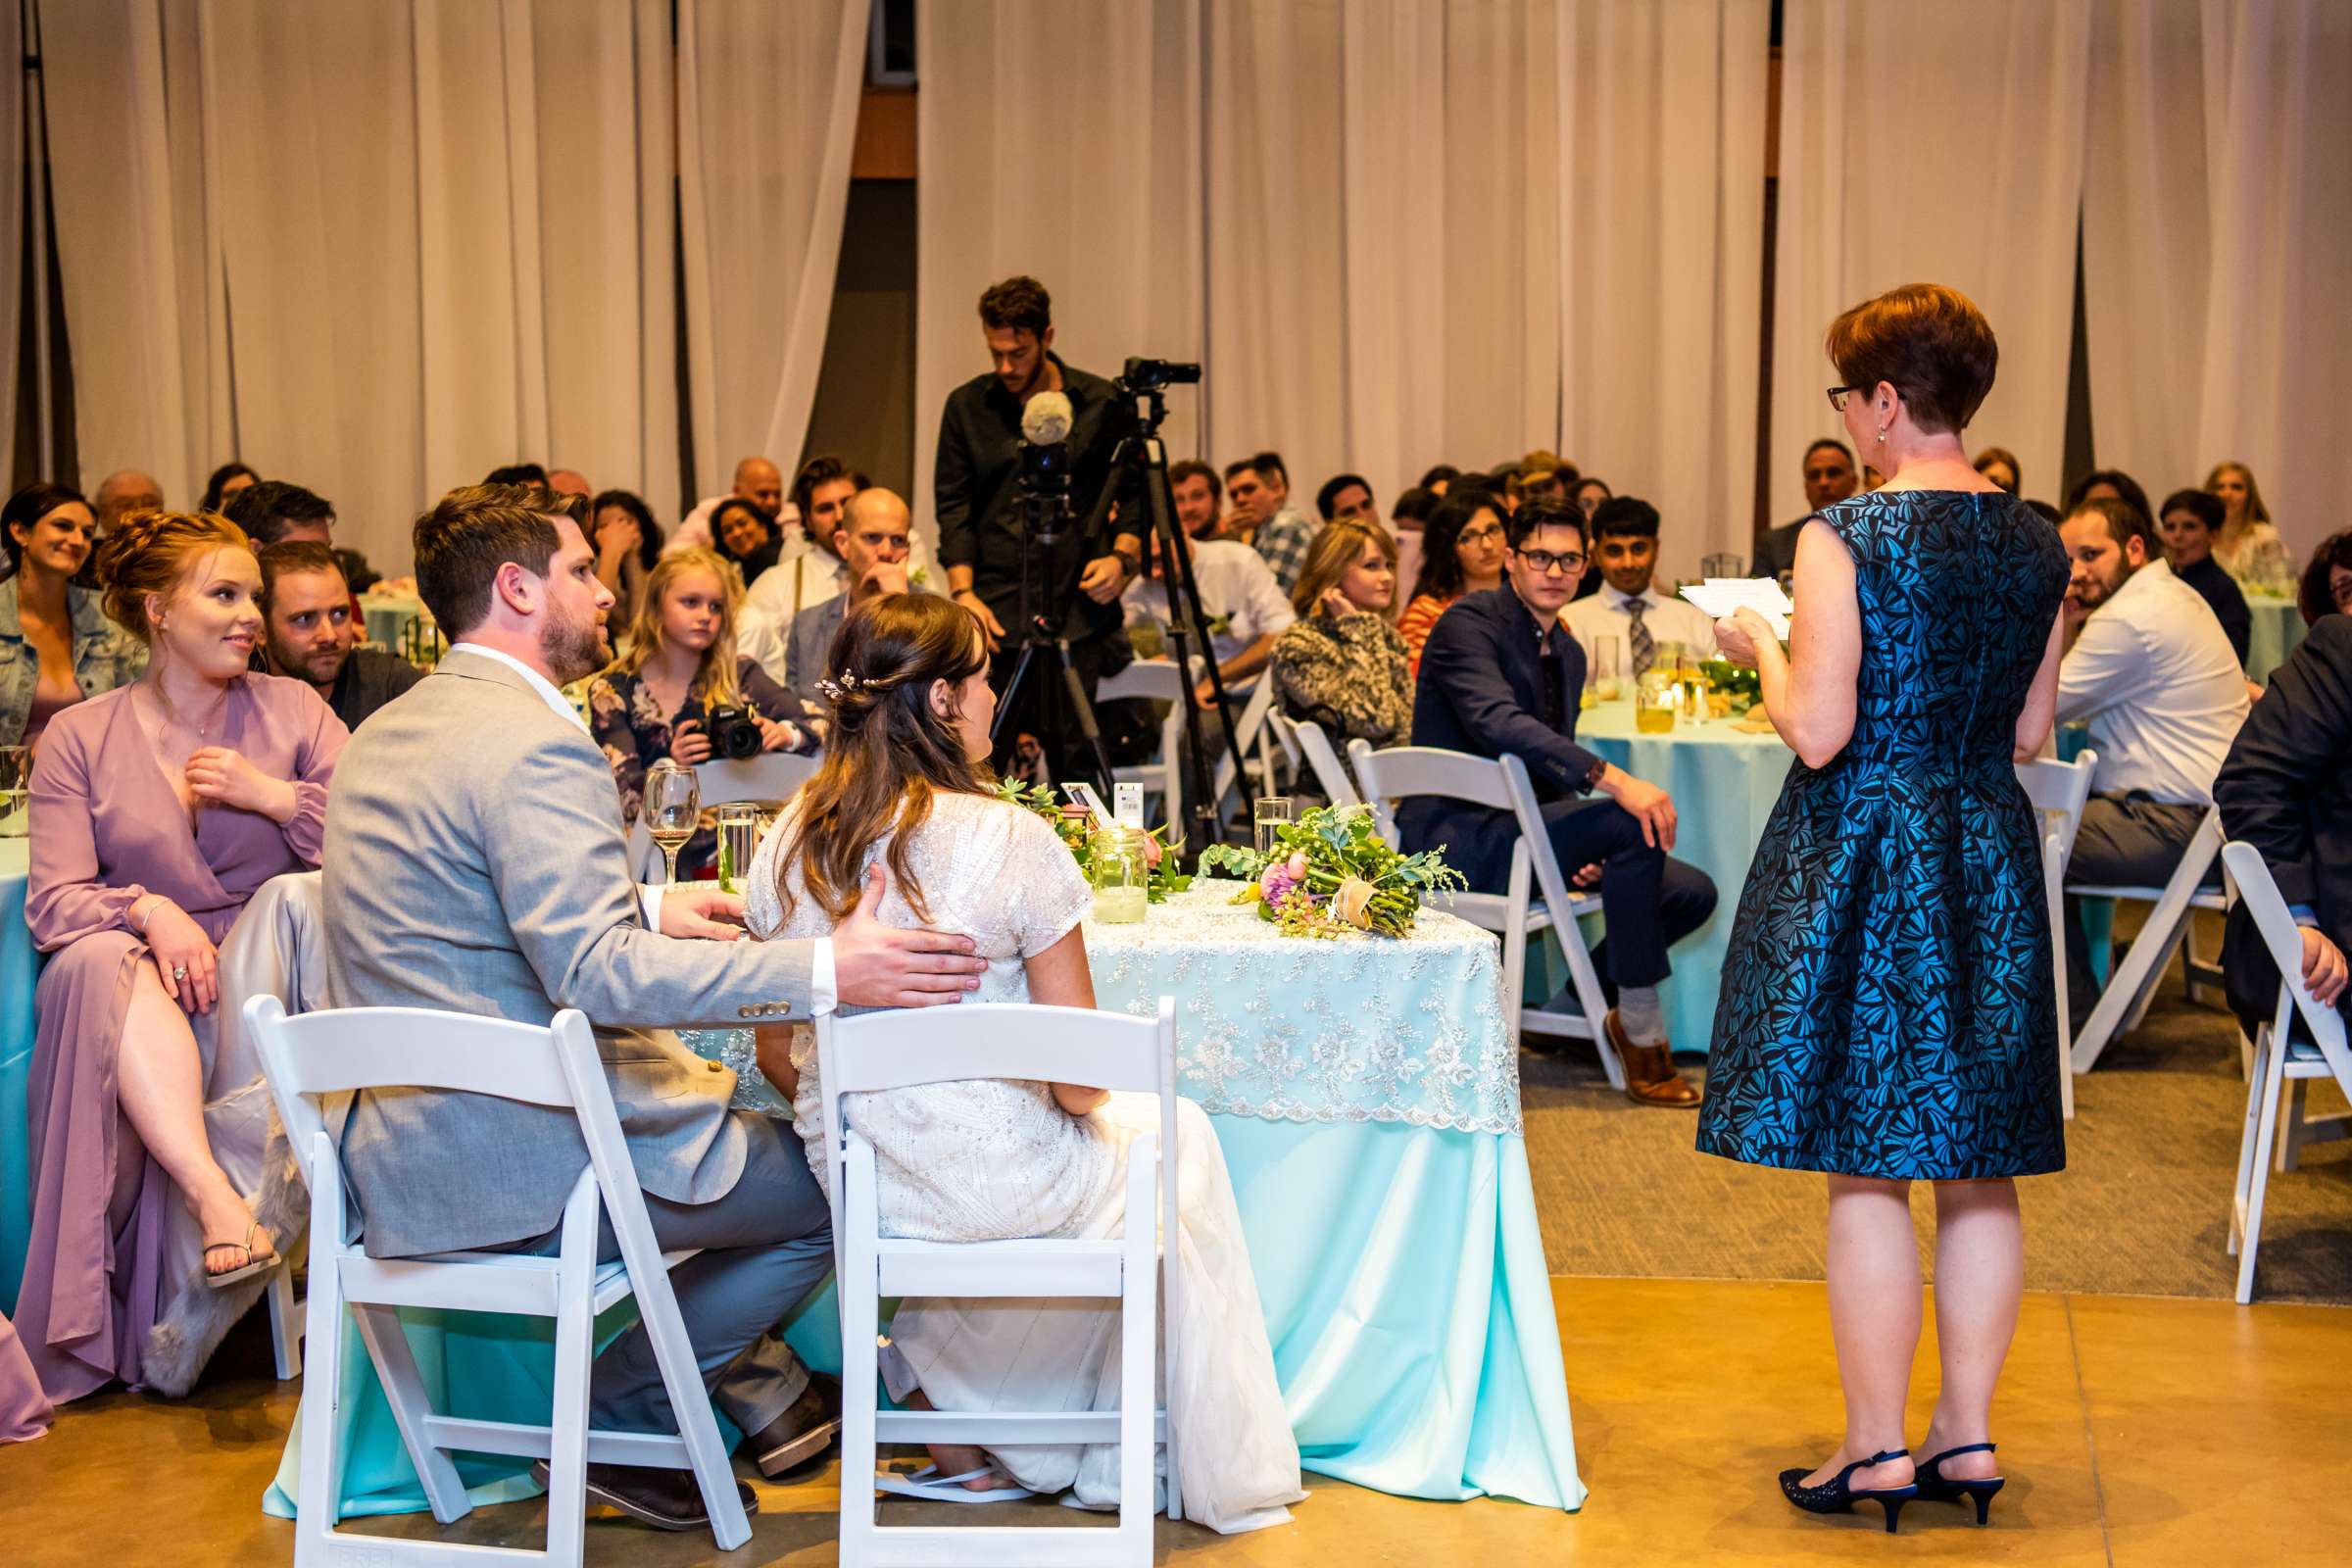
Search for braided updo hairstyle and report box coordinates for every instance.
[92,508,252,644]
[770,592,993,925]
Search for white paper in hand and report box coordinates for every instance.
[1679,578,1793,640]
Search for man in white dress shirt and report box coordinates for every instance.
[1122,528,1296,706]
[1559,495,1717,679]
[2055,495,2252,1009]
[736,457,940,681]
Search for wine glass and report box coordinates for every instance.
[644,760,702,886]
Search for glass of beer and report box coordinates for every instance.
[1636,671,1680,734]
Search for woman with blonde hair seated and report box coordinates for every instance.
[20,509,345,1403]
[2205,459,2293,591]
[1270,516,1413,749]
[585,546,819,870]
[736,592,1303,1530]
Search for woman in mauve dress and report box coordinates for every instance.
[19,509,344,1404]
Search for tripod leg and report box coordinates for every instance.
[1056,639,1117,803]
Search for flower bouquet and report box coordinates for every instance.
[995,779,1193,903]
[1197,804,1463,938]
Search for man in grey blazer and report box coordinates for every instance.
[323,483,987,1530]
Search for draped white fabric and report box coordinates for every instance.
[38,0,855,573]
[677,0,866,508]
[1557,0,1766,565]
[915,0,1767,574]
[2083,0,2352,561]
[910,0,1203,551]
[1770,0,2091,525]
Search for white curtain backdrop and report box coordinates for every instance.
[2084,0,2352,562]
[1557,0,1767,565]
[911,0,1203,551]
[677,0,866,509]
[40,0,851,573]
[1771,0,2092,525]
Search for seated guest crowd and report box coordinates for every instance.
[1,400,2343,1530]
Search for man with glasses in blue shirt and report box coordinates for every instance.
[1400,500,1717,1106]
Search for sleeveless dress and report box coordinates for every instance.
[1697,491,2070,1180]
[739,791,1304,1534]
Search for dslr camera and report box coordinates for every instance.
[702,705,764,760]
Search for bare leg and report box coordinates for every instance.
[1918,1179,2022,1482]
[1800,1174,1919,1490]
[116,959,271,1273]
[900,1388,1019,1491]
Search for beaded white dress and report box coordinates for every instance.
[742,791,1303,1533]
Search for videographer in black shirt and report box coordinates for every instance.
[935,275,1146,784]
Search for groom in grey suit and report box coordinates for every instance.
[323,483,987,1530]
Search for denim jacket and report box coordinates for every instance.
[0,575,148,746]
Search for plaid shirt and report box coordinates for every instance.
[1251,507,1321,592]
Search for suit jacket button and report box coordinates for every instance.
[777,1003,791,1016]
[737,1005,754,1018]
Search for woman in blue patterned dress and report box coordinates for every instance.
[1698,284,2069,1534]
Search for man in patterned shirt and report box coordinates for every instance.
[1229,452,1319,592]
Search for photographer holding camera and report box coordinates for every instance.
[586,546,820,874]
[935,275,1148,784]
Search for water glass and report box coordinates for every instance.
[714,803,760,893]
[0,746,26,838]
[1588,635,1623,702]
[1701,553,1745,579]
[1253,796,1294,858]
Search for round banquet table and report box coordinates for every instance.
[1571,698,1793,1054]
[2245,595,2307,684]
[1,841,32,1312]
[266,884,1587,1521]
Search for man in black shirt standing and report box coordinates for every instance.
[935,276,1145,786]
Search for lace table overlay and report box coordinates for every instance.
[1082,883,1520,1137]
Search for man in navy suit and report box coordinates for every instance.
[1403,500,1717,1105]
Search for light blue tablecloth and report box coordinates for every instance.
[360,594,424,654]
[266,885,1586,1520]
[1573,700,1792,1054]
[2246,597,2307,684]
[1,841,32,1312]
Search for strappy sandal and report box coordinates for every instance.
[202,1222,278,1290]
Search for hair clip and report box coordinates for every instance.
[815,669,865,704]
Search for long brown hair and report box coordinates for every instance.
[1290,517,1396,616]
[771,593,992,925]
[604,547,747,710]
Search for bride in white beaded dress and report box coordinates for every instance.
[736,592,1303,1533]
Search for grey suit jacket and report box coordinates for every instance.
[323,650,814,1257]
[782,594,848,710]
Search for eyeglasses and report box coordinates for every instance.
[1514,548,1587,577]
[1826,386,1863,413]
[1457,524,1504,546]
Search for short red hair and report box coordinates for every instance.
[1826,282,1998,436]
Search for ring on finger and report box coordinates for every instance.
[172,964,189,980]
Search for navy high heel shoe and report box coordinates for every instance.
[1778,1448,1918,1534]
[1915,1443,2005,1525]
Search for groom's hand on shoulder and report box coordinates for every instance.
[834,863,987,1009]
[659,886,749,942]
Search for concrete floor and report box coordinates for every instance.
[7,1274,2349,1566]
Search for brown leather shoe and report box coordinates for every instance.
[529,1459,758,1532]
[745,1373,843,1479]
[1605,1009,1702,1108]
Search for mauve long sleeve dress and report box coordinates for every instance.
[16,673,344,1402]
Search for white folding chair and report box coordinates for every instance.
[1096,657,1188,832]
[2068,805,2229,1072]
[819,1000,1182,1567]
[250,997,747,1566]
[1265,712,1360,807]
[2219,843,2352,1303]
[2016,751,2098,1119]
[623,751,819,878]
[1348,741,1624,1088]
[1208,676,1287,820]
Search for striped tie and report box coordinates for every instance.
[1626,599,1654,679]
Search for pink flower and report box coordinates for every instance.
[1259,860,1296,904]
[1286,851,1309,880]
